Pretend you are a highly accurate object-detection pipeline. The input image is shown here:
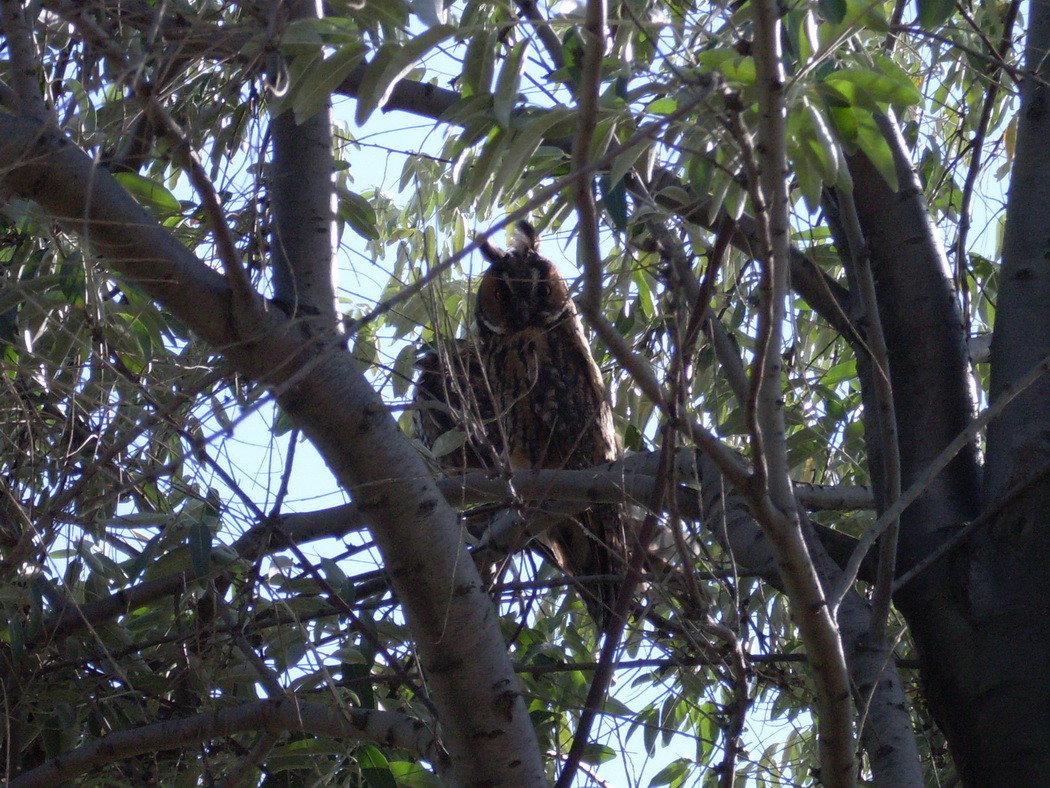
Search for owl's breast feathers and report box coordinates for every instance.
[474,222,627,632]
[484,317,618,471]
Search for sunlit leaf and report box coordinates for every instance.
[354,26,458,125]
[494,40,529,129]
[113,172,182,216]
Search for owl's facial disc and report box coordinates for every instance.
[476,223,571,335]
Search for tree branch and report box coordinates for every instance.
[750,2,855,781]
[0,0,52,121]
[9,698,448,787]
[0,113,545,786]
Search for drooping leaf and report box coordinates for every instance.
[339,188,381,240]
[358,745,397,788]
[825,66,921,108]
[494,40,529,129]
[854,111,900,191]
[600,175,629,230]
[187,521,212,579]
[354,25,458,125]
[113,172,182,217]
[292,43,366,123]
[819,0,847,24]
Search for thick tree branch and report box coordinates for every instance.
[0,113,545,786]
[831,190,901,640]
[10,698,447,787]
[845,113,982,574]
[269,0,340,322]
[988,2,1050,500]
[750,3,855,782]
[0,0,52,121]
[833,349,1050,602]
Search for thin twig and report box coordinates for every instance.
[952,0,1021,330]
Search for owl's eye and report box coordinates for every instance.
[537,282,551,299]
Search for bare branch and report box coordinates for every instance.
[750,1,856,781]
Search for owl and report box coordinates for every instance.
[412,339,502,472]
[475,221,626,632]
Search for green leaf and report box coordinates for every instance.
[113,172,182,216]
[795,147,824,213]
[292,43,366,123]
[600,175,629,230]
[461,29,497,97]
[339,188,380,240]
[855,111,899,191]
[606,130,652,188]
[491,108,572,204]
[822,359,857,385]
[916,0,955,28]
[494,40,529,129]
[188,522,212,579]
[649,758,692,787]
[819,0,846,24]
[826,66,921,108]
[411,0,447,27]
[581,743,616,764]
[354,26,457,125]
[462,127,507,197]
[646,97,678,115]
[825,102,859,143]
[358,745,397,788]
[126,532,163,582]
[430,429,466,458]
[388,761,441,787]
[278,18,326,55]
[393,343,418,398]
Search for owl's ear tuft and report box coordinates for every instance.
[478,236,506,265]
[511,221,540,253]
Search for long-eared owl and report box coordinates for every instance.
[412,339,502,472]
[475,221,625,631]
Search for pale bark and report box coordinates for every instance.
[269,0,340,321]
[0,112,544,787]
[749,2,855,782]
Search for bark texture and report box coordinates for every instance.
[0,113,545,787]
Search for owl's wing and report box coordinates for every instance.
[412,343,502,471]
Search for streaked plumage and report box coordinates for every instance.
[412,339,502,472]
[475,221,626,631]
